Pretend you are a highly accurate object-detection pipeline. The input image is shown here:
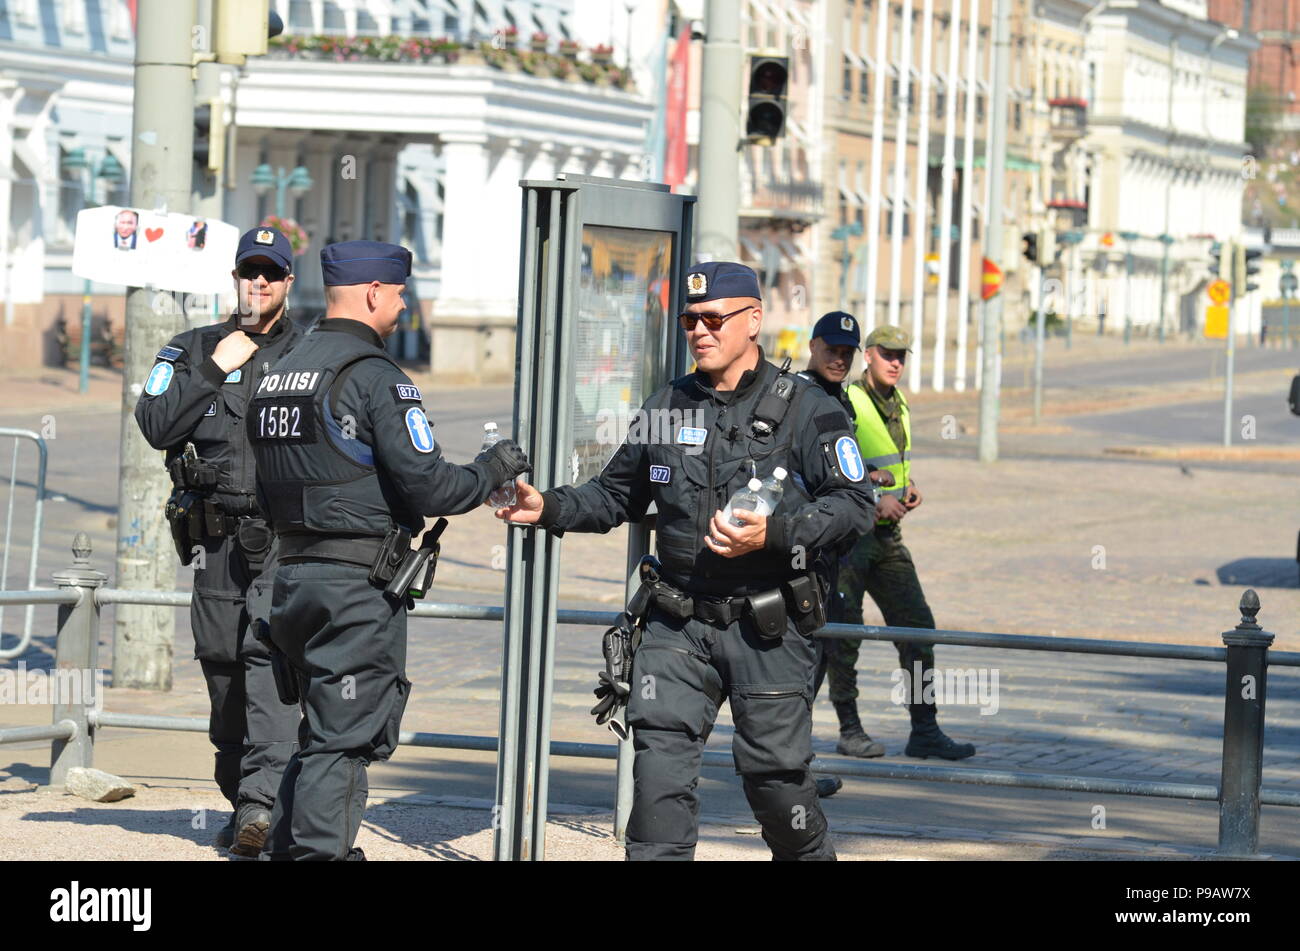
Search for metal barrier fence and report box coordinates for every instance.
[0,429,47,660]
[2,535,1298,858]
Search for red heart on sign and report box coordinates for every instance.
[145,227,164,242]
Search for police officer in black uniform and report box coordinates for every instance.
[249,241,529,861]
[499,262,874,861]
[798,312,894,766]
[134,226,303,856]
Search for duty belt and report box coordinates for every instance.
[278,533,386,568]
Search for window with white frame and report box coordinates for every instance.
[62,0,85,33]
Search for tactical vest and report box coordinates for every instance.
[177,319,299,511]
[248,329,417,538]
[846,380,909,524]
[643,361,817,596]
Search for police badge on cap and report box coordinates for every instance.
[687,272,708,298]
[255,229,275,245]
[840,316,854,332]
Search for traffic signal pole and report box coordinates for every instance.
[114,0,197,689]
[697,0,741,261]
[977,0,1011,464]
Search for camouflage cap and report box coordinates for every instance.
[863,324,913,352]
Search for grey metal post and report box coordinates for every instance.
[193,0,224,222]
[1217,589,1273,856]
[1032,266,1045,424]
[697,0,740,261]
[977,0,1011,463]
[1223,294,1235,447]
[49,533,108,785]
[614,521,652,844]
[114,0,196,689]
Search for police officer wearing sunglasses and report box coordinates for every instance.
[134,227,304,856]
[499,261,874,861]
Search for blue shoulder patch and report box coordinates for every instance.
[156,345,184,362]
[224,368,242,384]
[835,435,865,483]
[405,407,436,454]
[144,362,174,396]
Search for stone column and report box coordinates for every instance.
[430,132,516,383]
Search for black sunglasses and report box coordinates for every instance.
[236,262,288,282]
[678,305,753,332]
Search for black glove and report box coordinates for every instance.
[475,438,531,487]
[592,616,635,740]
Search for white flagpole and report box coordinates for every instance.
[954,0,979,391]
[887,0,915,327]
[932,0,962,392]
[908,0,935,391]
[864,0,890,332]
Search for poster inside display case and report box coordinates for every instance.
[571,225,674,483]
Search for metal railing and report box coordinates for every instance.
[0,429,48,659]
[2,534,1297,857]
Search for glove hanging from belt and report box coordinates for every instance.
[592,611,637,741]
[590,557,660,739]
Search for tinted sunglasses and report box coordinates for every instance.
[678,305,753,332]
[236,261,289,282]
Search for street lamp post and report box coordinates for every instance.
[1281,261,1297,349]
[1157,232,1174,343]
[251,163,313,219]
[1118,230,1138,344]
[61,148,126,393]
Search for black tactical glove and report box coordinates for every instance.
[475,438,531,487]
[592,614,635,740]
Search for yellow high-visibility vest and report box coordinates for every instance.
[846,380,909,524]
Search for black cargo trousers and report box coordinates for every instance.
[625,606,836,861]
[263,562,410,861]
[191,518,300,811]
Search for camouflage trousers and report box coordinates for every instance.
[825,525,936,706]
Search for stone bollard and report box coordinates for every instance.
[49,532,108,786]
[1216,589,1274,857]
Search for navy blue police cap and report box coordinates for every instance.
[320,240,413,286]
[812,311,861,348]
[236,226,294,273]
[683,261,762,304]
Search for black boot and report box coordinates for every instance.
[229,802,271,858]
[905,703,975,760]
[833,700,885,758]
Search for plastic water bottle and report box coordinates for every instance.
[756,467,787,516]
[723,478,765,526]
[481,422,517,507]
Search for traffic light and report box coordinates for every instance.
[745,55,789,145]
[1208,241,1223,277]
[1233,243,1263,294]
[193,99,224,174]
[1243,246,1262,293]
[1021,231,1038,264]
[1039,229,1057,266]
[214,0,285,65]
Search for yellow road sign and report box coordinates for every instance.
[1207,279,1230,305]
[1204,304,1228,339]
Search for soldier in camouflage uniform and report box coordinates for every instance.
[829,325,975,761]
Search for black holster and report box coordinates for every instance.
[368,525,412,589]
[164,489,203,566]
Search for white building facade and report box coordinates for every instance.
[0,0,655,381]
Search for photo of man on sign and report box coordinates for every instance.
[113,209,138,251]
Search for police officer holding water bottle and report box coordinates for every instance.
[497,261,874,861]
